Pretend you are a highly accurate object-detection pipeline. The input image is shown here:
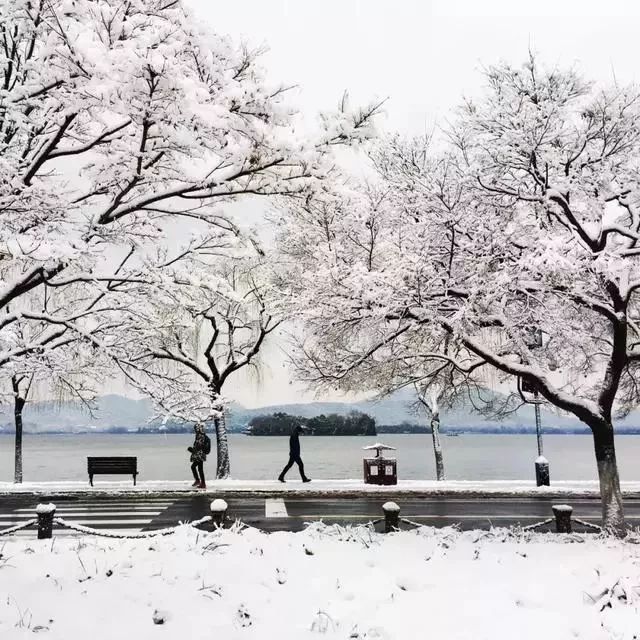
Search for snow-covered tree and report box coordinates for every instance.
[276,58,640,535]
[274,178,485,482]
[0,0,380,384]
[0,0,379,483]
[8,350,103,483]
[123,250,280,479]
[2,273,132,482]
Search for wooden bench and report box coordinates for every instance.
[87,457,138,486]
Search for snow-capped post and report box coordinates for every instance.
[552,505,573,534]
[36,503,56,539]
[535,456,550,487]
[210,499,228,528]
[382,502,400,533]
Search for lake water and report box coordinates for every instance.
[2,433,640,482]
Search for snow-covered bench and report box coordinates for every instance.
[87,457,138,486]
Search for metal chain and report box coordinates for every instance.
[522,517,554,531]
[0,518,37,536]
[53,515,213,539]
[573,517,603,531]
[399,518,424,528]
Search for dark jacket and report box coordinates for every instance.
[190,426,208,463]
[289,427,302,457]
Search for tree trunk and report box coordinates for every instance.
[213,412,230,479]
[14,395,25,484]
[430,410,445,481]
[592,425,625,537]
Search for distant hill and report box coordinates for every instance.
[0,394,155,433]
[2,389,640,434]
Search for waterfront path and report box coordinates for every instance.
[3,492,640,536]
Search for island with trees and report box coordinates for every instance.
[246,411,377,436]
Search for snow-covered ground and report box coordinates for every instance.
[3,478,640,496]
[1,523,639,639]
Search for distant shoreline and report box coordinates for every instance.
[3,431,640,436]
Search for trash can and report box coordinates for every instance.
[363,443,397,485]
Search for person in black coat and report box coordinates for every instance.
[278,425,311,482]
[188,423,208,489]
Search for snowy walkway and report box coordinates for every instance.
[3,478,640,496]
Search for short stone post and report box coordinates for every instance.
[535,456,550,487]
[36,503,56,539]
[552,504,573,533]
[382,501,400,533]
[210,499,228,528]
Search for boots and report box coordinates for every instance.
[198,481,207,489]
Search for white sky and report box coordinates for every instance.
[176,0,640,408]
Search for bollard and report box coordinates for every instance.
[210,499,228,528]
[535,456,550,487]
[36,503,56,539]
[552,504,573,533]
[382,501,400,533]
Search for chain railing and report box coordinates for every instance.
[573,517,603,532]
[0,499,608,539]
[0,518,37,537]
[53,515,213,539]
[0,500,230,540]
[379,502,602,535]
[522,517,554,531]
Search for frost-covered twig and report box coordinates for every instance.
[586,578,640,611]
[310,610,336,633]
[230,519,260,533]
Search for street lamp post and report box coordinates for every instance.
[522,328,550,487]
[533,390,549,486]
[534,393,543,457]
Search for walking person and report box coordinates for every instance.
[188,423,210,489]
[278,425,311,483]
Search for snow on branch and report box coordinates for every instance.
[275,56,640,435]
